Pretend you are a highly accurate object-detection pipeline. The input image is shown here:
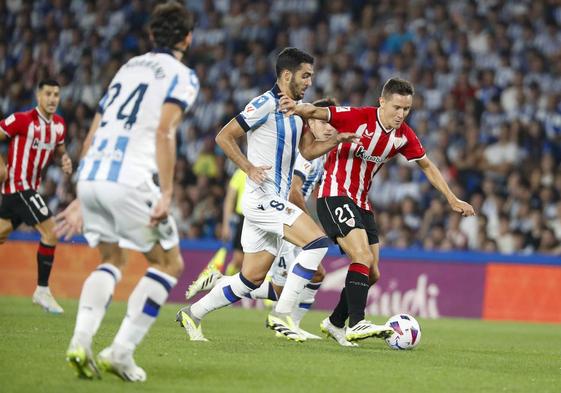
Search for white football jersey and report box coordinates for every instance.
[293,153,325,201]
[78,49,199,186]
[235,85,304,199]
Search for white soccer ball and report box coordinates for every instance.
[385,314,422,350]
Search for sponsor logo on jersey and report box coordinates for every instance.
[32,139,56,150]
[5,114,16,125]
[354,146,386,164]
[335,106,350,112]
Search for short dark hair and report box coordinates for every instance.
[381,78,414,98]
[313,97,339,107]
[149,1,195,50]
[275,47,314,78]
[38,79,60,89]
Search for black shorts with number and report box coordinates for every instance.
[232,214,244,251]
[0,190,52,229]
[316,196,379,245]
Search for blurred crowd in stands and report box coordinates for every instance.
[2,0,560,255]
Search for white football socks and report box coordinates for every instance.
[291,281,322,327]
[275,237,328,314]
[72,263,122,348]
[112,267,177,354]
[190,272,257,320]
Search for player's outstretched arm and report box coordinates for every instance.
[279,94,329,120]
[416,156,476,217]
[215,119,271,184]
[299,125,359,160]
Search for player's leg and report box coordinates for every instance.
[225,215,244,275]
[97,242,182,382]
[273,212,330,315]
[291,264,325,334]
[32,217,65,313]
[67,182,125,379]
[9,189,63,313]
[0,218,13,244]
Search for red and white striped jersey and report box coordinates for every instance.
[0,108,65,194]
[318,106,425,211]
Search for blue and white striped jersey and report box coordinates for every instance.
[78,49,199,186]
[235,84,304,199]
[293,153,325,201]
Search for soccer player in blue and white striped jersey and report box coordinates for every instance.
[177,48,358,342]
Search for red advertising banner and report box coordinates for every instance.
[482,263,561,323]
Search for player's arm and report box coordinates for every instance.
[54,144,72,175]
[280,95,330,121]
[80,112,102,158]
[298,125,358,160]
[150,103,183,226]
[416,156,476,217]
[215,119,270,184]
[288,173,308,214]
[221,185,237,241]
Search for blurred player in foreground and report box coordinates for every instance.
[56,2,198,382]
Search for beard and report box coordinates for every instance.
[289,78,304,100]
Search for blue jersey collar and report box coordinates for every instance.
[270,84,282,99]
[151,48,175,57]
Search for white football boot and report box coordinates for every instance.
[320,317,358,347]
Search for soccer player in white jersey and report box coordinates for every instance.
[176,48,360,342]
[57,3,199,382]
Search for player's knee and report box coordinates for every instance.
[369,266,380,286]
[303,236,330,255]
[41,233,58,246]
[349,248,374,266]
[312,264,326,282]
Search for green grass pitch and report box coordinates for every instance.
[1,296,560,393]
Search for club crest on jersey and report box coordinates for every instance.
[355,146,386,164]
[346,218,356,227]
[54,123,64,137]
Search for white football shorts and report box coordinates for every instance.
[241,188,303,255]
[77,180,179,253]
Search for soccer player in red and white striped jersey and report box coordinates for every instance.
[0,79,72,314]
[281,78,475,344]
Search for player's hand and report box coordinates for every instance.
[247,165,271,185]
[279,94,297,116]
[150,194,172,227]
[54,199,83,240]
[61,153,73,175]
[449,198,476,217]
[336,132,361,145]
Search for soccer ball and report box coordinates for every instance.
[385,314,421,350]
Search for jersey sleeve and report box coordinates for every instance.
[55,118,66,145]
[398,125,426,161]
[293,154,312,181]
[0,113,26,138]
[235,94,275,132]
[327,106,371,132]
[164,68,200,112]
